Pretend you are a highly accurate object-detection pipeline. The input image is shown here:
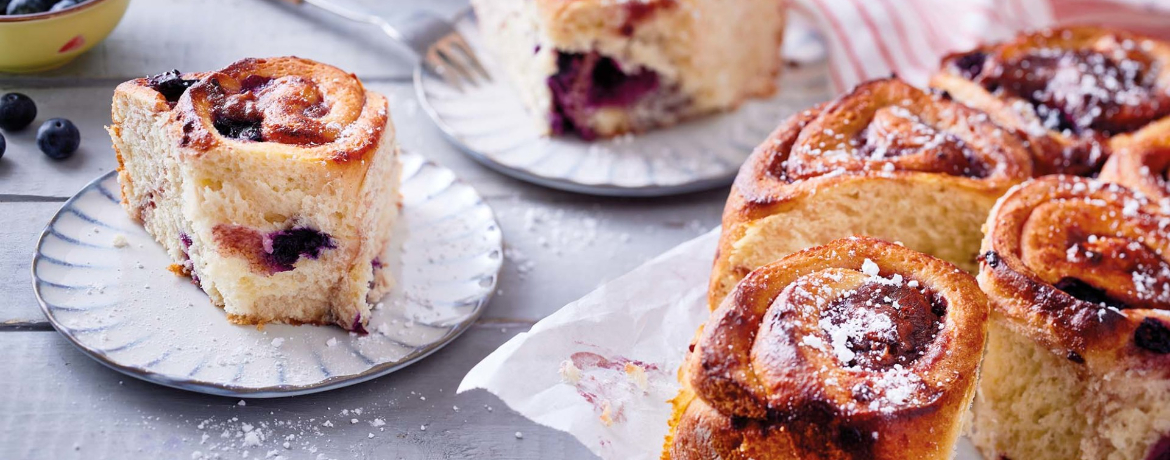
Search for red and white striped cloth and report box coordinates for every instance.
[794,0,1170,93]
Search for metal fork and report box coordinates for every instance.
[278,0,490,89]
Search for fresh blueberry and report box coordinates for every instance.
[0,93,37,131]
[36,118,80,160]
[5,0,54,15]
[49,0,79,11]
[0,132,6,160]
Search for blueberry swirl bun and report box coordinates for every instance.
[972,176,1170,460]
[710,78,1032,310]
[175,57,386,157]
[110,57,401,331]
[668,237,989,460]
[933,26,1170,176]
[1102,117,1170,203]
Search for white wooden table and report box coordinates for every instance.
[0,1,728,458]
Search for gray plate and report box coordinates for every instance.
[415,10,831,197]
[32,152,503,397]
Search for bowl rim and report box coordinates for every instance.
[0,0,115,23]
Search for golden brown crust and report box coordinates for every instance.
[1102,117,1170,202]
[670,237,989,460]
[225,312,335,328]
[730,79,1029,214]
[536,0,677,32]
[979,175,1170,375]
[932,26,1170,176]
[168,57,387,164]
[710,78,1033,310]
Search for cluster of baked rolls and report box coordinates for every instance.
[666,26,1170,460]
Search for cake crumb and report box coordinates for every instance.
[112,234,129,248]
[599,400,615,426]
[624,362,648,392]
[559,359,583,384]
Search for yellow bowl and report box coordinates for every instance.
[0,0,129,73]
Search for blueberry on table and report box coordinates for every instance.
[0,93,37,131]
[36,118,80,160]
[49,0,79,11]
[0,133,5,160]
[5,0,55,15]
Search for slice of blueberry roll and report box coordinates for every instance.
[109,57,401,332]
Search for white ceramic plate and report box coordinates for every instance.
[415,10,832,197]
[32,152,502,397]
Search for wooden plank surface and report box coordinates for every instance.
[5,0,471,83]
[0,327,594,460]
[0,0,738,458]
[0,202,60,324]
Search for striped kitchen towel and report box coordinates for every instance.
[796,0,1170,92]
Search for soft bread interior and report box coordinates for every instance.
[970,320,1088,460]
[972,319,1170,460]
[713,178,997,308]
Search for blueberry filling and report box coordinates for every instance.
[1147,435,1170,460]
[979,50,1170,137]
[263,227,335,272]
[819,282,944,370]
[212,116,263,142]
[1134,318,1170,354]
[1054,277,1129,310]
[240,75,273,92]
[951,51,987,80]
[146,70,197,104]
[176,233,201,287]
[547,52,660,140]
[350,314,368,335]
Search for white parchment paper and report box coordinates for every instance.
[459,230,718,460]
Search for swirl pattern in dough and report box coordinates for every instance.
[669,237,989,460]
[972,175,1170,460]
[933,26,1170,176]
[1102,117,1170,203]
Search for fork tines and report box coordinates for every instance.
[426,33,491,90]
